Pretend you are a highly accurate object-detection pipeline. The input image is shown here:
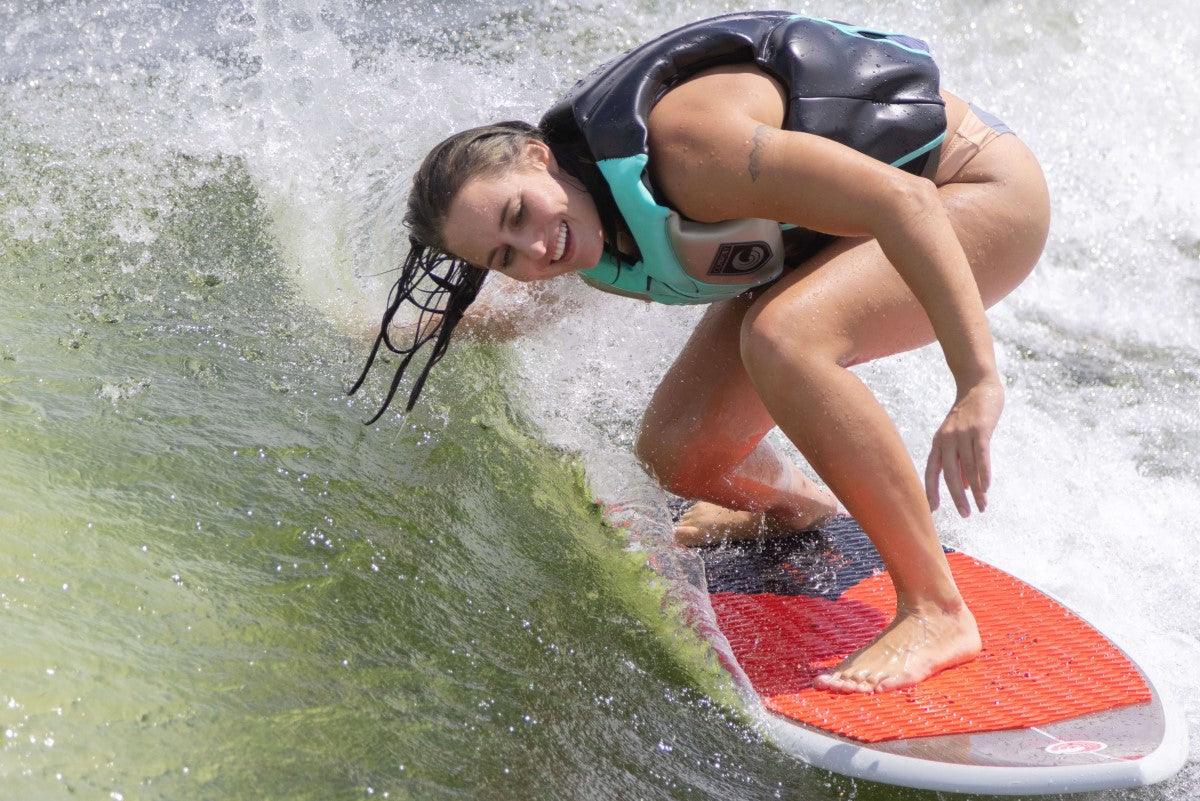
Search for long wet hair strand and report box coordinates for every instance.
[349,239,487,423]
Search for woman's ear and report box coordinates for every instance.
[522,139,555,170]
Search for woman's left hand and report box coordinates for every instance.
[925,377,1005,516]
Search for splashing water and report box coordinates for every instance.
[1,1,1196,799]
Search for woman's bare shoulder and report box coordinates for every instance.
[645,61,921,235]
[648,64,786,150]
[646,64,789,223]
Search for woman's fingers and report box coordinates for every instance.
[928,378,1004,518]
[924,446,942,511]
[941,439,970,517]
[972,433,991,512]
[957,430,983,513]
[927,429,992,517]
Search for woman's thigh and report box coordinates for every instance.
[745,133,1050,365]
[638,132,1049,477]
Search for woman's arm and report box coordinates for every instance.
[361,276,574,346]
[648,66,1001,513]
[455,277,574,341]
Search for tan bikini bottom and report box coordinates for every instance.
[934,103,1015,185]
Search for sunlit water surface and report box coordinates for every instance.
[1,1,1197,799]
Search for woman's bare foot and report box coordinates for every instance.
[813,601,981,693]
[674,502,767,546]
[673,471,838,546]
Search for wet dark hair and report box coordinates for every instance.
[348,242,487,423]
[350,121,634,422]
[349,122,539,423]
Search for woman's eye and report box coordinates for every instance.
[513,201,524,225]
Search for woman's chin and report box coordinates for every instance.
[569,243,603,274]
[551,262,585,279]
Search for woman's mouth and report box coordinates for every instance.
[551,220,570,264]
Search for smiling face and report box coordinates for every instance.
[441,140,605,282]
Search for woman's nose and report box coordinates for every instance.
[512,229,547,261]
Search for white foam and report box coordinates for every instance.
[8,0,1193,775]
[504,0,1200,767]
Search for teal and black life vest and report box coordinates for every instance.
[539,11,947,305]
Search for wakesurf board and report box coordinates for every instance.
[651,512,1187,795]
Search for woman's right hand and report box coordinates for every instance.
[924,377,1005,517]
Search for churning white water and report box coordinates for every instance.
[507,1,1200,791]
[197,0,1200,787]
[3,0,1196,797]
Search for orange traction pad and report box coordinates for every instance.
[709,552,1151,743]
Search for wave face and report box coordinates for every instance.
[1,1,1196,798]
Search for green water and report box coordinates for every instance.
[0,149,799,801]
[5,149,1176,801]
[3,0,1197,798]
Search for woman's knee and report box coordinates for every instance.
[633,423,670,483]
[634,412,695,493]
[635,431,703,497]
[634,412,747,497]
[739,296,847,379]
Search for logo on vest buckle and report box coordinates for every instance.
[708,241,772,276]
